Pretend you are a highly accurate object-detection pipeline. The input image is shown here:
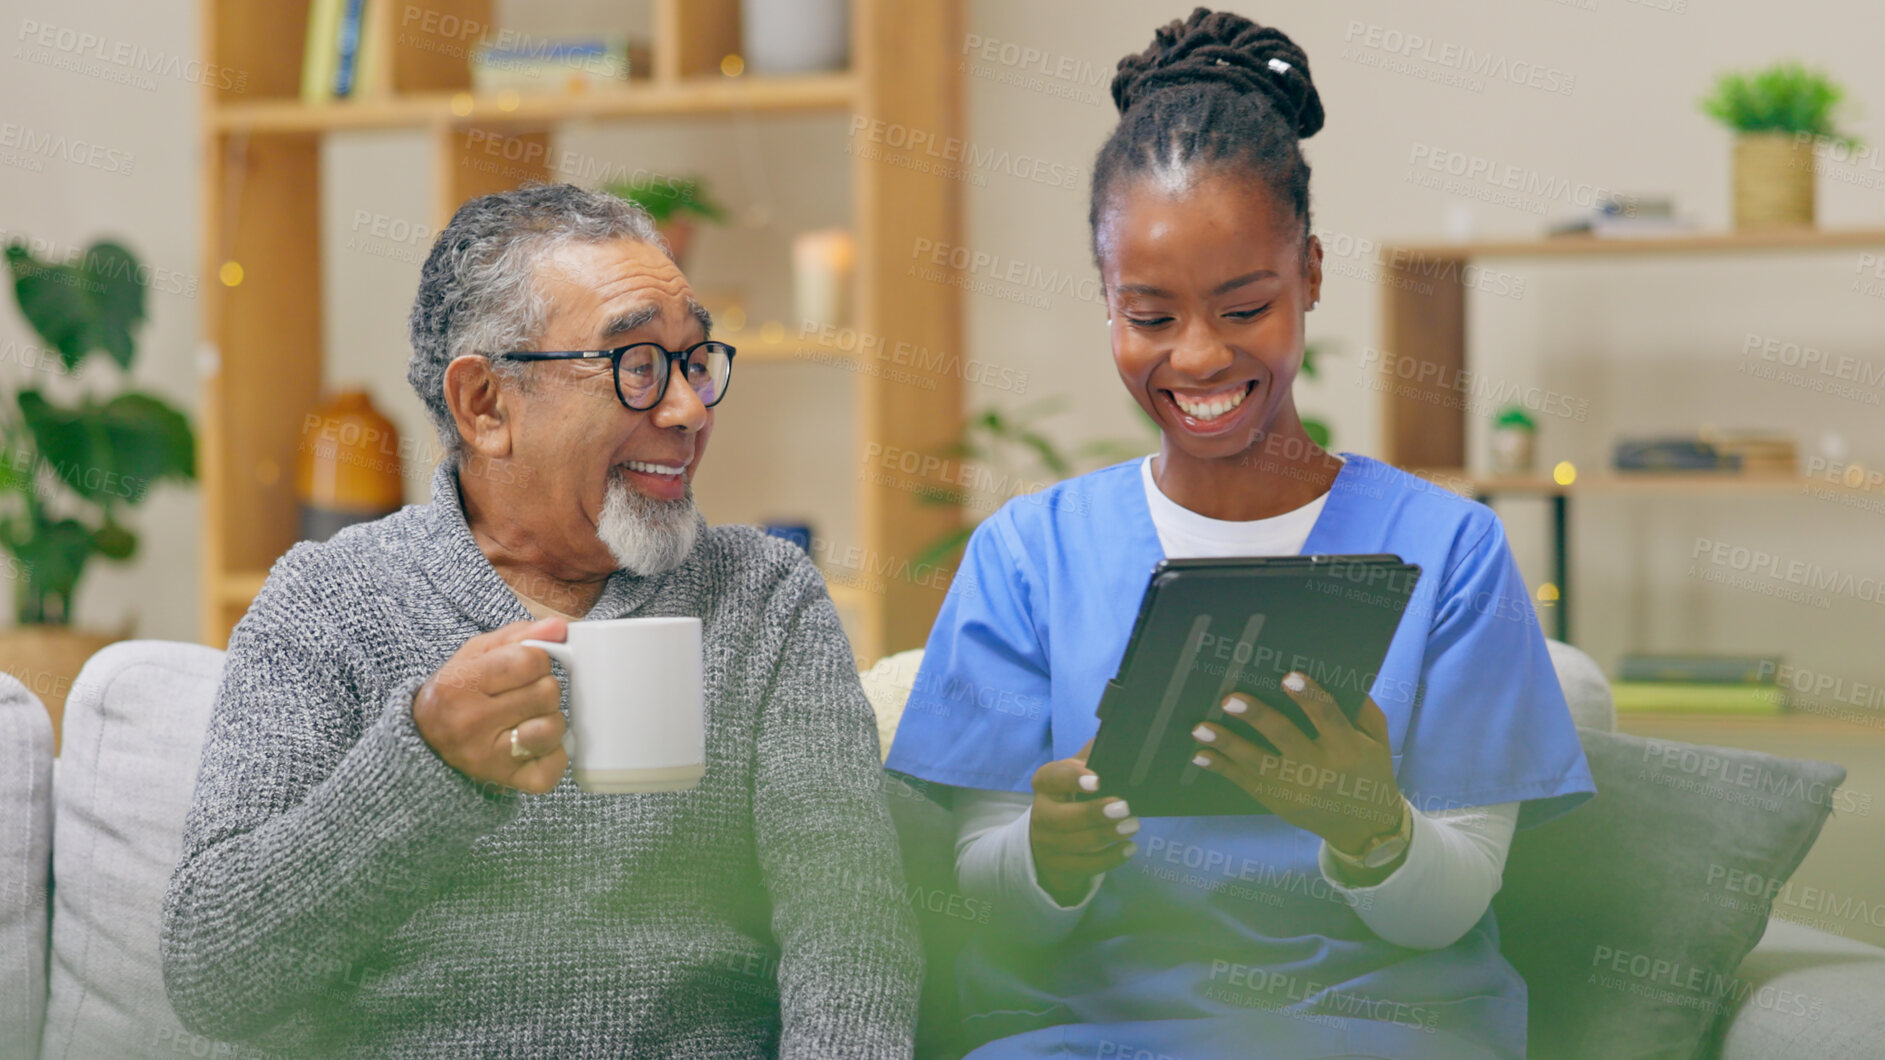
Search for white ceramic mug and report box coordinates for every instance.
[523,616,704,794]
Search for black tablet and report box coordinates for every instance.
[1081,555,1422,817]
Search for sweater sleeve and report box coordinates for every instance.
[751,560,922,1059]
[160,551,521,1042]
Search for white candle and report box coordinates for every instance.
[793,228,855,330]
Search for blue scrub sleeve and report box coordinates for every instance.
[884,515,1053,794]
[1395,515,1595,829]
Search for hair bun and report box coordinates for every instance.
[1109,7,1324,139]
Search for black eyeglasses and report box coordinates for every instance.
[498,340,736,411]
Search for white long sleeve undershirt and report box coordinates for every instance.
[953,790,1518,950]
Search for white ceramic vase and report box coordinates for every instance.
[742,0,849,75]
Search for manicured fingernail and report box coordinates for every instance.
[1191,724,1215,743]
[1121,842,1139,858]
[1192,753,1212,768]
[1103,800,1131,819]
[1221,696,1247,716]
[1116,818,1140,836]
[1078,773,1099,793]
[1282,672,1306,693]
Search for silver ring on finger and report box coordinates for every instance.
[510,726,531,760]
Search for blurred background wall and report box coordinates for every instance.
[2,0,1882,693]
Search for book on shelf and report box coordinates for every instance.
[302,0,387,103]
[1548,195,1697,239]
[1701,429,1798,475]
[470,35,638,95]
[1618,653,1782,684]
[1613,431,1797,475]
[300,0,346,104]
[332,0,366,98]
[353,1,386,97]
[1613,437,1739,472]
[1611,681,1787,714]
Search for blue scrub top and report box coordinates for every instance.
[886,453,1596,1060]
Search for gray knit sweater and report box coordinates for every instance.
[160,462,920,1057]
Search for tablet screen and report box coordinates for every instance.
[1083,556,1421,817]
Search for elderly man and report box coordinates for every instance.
[160,183,919,1057]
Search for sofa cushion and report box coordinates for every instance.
[1493,728,1845,1060]
[859,649,923,761]
[40,641,226,1060]
[0,673,53,1060]
[1714,916,1885,1060]
[861,640,1607,754]
[1546,639,1616,733]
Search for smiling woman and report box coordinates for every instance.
[1090,7,1329,521]
[886,9,1594,1060]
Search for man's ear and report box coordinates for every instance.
[443,354,515,459]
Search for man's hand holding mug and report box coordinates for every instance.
[413,617,570,795]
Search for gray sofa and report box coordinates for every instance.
[3,639,1882,1058]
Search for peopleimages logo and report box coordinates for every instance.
[1690,537,1885,607]
[1358,347,1589,422]
[1404,143,1624,215]
[847,116,1085,192]
[1341,21,1575,95]
[15,18,250,93]
[0,121,134,176]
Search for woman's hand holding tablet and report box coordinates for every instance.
[1027,739,1141,906]
[1191,671,1409,867]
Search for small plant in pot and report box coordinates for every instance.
[1,239,195,746]
[605,174,728,267]
[1700,62,1857,229]
[1491,405,1537,475]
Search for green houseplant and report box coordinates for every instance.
[605,174,728,265]
[910,397,1153,571]
[1491,404,1537,475]
[1699,62,1857,229]
[2,238,195,740]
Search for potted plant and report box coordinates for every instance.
[2,239,195,745]
[1491,405,1537,475]
[909,397,1154,571]
[604,174,728,266]
[1700,62,1857,229]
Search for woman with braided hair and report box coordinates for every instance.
[887,9,1592,1059]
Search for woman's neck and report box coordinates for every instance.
[1152,423,1341,521]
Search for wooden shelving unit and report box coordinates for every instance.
[1376,228,1885,470]
[1405,469,1879,497]
[1408,468,1883,642]
[197,0,963,664]
[1378,228,1885,645]
[210,74,861,133]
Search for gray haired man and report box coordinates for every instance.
[160,184,920,1057]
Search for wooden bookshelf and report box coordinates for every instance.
[198,0,964,664]
[1398,465,1885,644]
[1375,227,1885,646]
[1375,228,1885,470]
[1405,469,1880,497]
[210,74,860,133]
[1386,227,1885,263]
